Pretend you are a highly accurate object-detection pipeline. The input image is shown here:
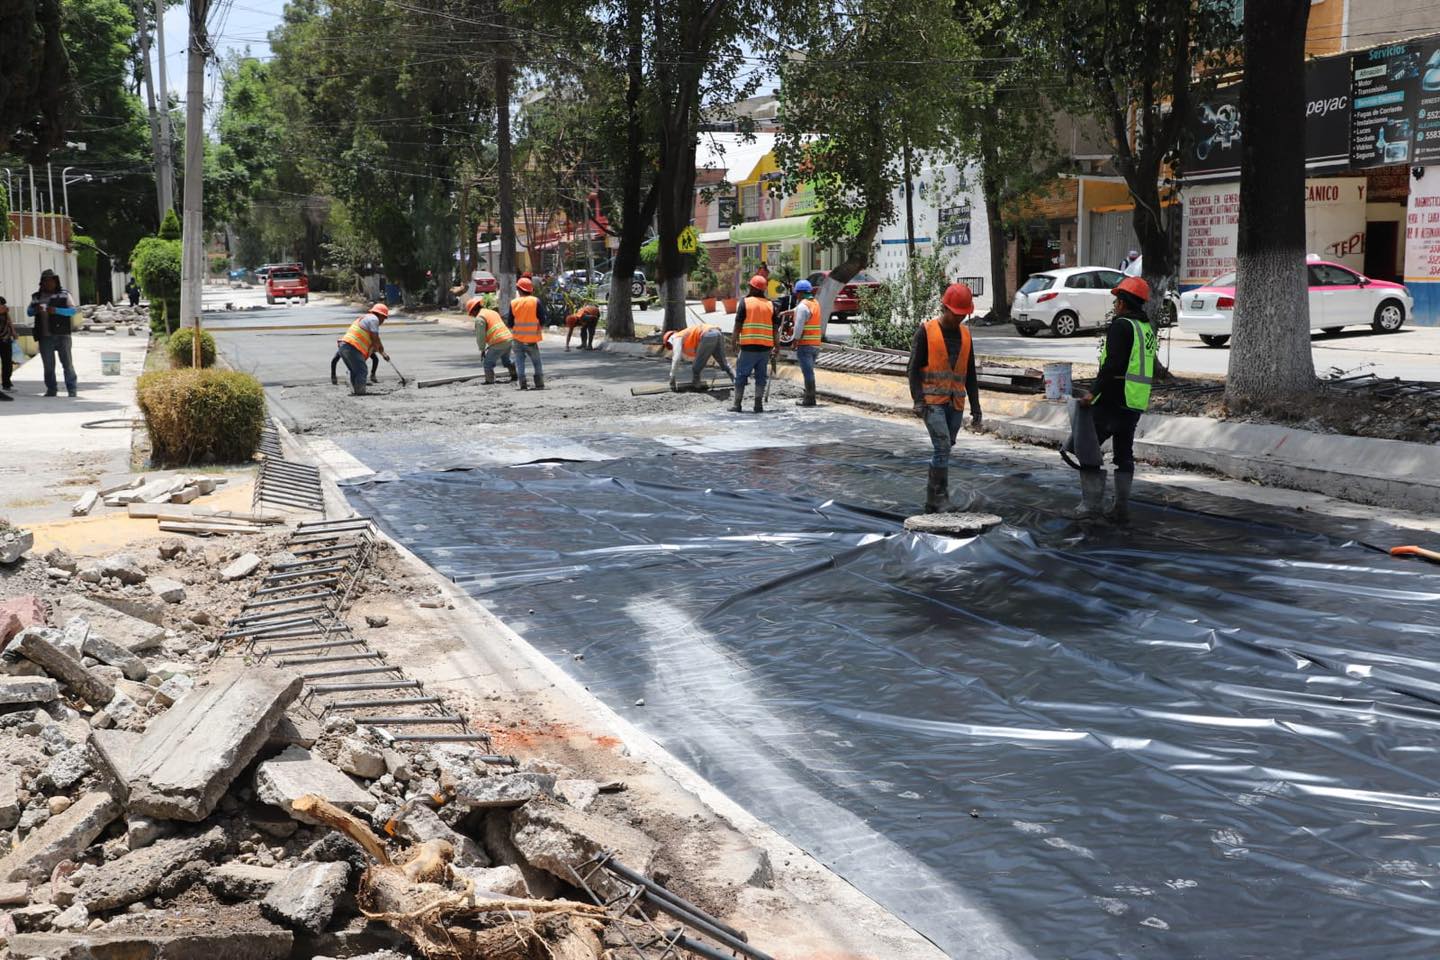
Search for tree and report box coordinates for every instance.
[1041,0,1240,320]
[1225,0,1314,404]
[0,0,72,156]
[775,0,978,333]
[131,233,180,332]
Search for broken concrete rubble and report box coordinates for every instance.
[80,631,149,681]
[455,772,554,809]
[125,664,303,821]
[0,765,20,830]
[13,629,115,709]
[454,864,530,898]
[5,915,294,959]
[336,737,386,779]
[76,829,226,911]
[511,800,659,882]
[260,860,350,935]
[394,805,488,867]
[0,792,120,883]
[254,745,376,824]
[207,862,290,901]
[0,676,60,706]
[148,577,187,603]
[221,553,262,581]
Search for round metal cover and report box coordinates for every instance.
[903,512,1003,536]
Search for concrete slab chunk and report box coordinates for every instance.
[0,792,120,883]
[76,829,226,911]
[81,632,148,681]
[126,664,304,821]
[48,596,164,654]
[7,920,292,959]
[455,773,554,810]
[0,764,20,830]
[0,676,59,706]
[253,746,376,823]
[207,863,290,901]
[0,879,28,904]
[394,806,488,867]
[221,553,262,581]
[148,576,187,604]
[260,861,350,935]
[15,628,114,708]
[510,800,658,881]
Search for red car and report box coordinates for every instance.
[805,270,883,321]
[266,265,309,304]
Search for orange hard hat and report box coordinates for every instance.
[941,283,974,316]
[748,274,768,291]
[516,277,534,294]
[1111,275,1150,303]
[370,303,390,319]
[464,296,484,316]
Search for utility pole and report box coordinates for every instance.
[153,0,175,217]
[494,6,516,305]
[179,0,208,368]
[136,0,170,223]
[902,135,917,289]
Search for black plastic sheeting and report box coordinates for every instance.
[344,428,1440,959]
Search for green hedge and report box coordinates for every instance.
[167,327,217,368]
[137,369,266,465]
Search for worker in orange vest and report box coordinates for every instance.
[662,323,735,391]
[337,303,390,396]
[565,303,601,351]
[466,296,517,384]
[907,283,982,513]
[790,278,822,406]
[504,276,548,390]
[730,274,775,413]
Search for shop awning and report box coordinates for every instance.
[729,215,815,244]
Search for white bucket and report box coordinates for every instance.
[1042,362,1072,401]
[101,351,121,376]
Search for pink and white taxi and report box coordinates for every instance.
[1179,258,1413,347]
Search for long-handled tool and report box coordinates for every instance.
[1391,545,1440,564]
[384,355,409,386]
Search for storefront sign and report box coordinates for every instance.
[1405,171,1440,325]
[939,203,972,246]
[1350,39,1440,169]
[1181,184,1241,283]
[1304,177,1368,272]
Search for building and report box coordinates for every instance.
[870,159,993,309]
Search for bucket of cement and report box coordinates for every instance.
[101,351,121,376]
[1043,362,1072,401]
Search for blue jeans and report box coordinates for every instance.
[796,345,819,393]
[514,341,542,380]
[338,342,370,394]
[483,341,514,373]
[735,348,769,393]
[39,335,77,395]
[923,404,966,469]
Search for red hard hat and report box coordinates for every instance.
[516,277,534,294]
[464,296,484,316]
[941,283,974,316]
[1111,276,1151,303]
[748,274,768,291]
[370,303,390,319]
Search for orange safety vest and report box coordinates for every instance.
[678,324,717,359]
[341,314,379,358]
[797,298,823,346]
[920,318,972,411]
[511,296,542,343]
[478,308,512,346]
[738,296,774,347]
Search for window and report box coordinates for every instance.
[1065,272,1094,289]
[741,185,760,222]
[1308,263,1359,287]
[1019,275,1056,294]
[1097,270,1125,288]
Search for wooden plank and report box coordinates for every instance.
[416,374,481,389]
[133,504,283,524]
[157,520,267,536]
[71,490,99,517]
[169,485,202,504]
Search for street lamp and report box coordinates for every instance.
[61,167,92,223]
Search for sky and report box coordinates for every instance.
[159,0,286,108]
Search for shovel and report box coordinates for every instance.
[384,355,410,387]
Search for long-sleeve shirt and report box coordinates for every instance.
[1093,311,1142,410]
[907,322,981,418]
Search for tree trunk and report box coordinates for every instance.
[655,128,697,332]
[602,0,649,340]
[1226,0,1315,405]
[494,14,516,306]
[981,163,1010,322]
[817,208,882,339]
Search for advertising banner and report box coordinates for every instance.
[1404,171,1440,325]
[1350,39,1440,169]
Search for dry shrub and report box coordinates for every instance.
[167,327,218,368]
[137,369,266,465]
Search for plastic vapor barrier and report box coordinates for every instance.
[345,425,1440,959]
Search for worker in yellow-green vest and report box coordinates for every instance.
[337,303,390,396]
[466,296,517,384]
[1075,275,1157,524]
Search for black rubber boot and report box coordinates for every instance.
[507,365,518,383]
[753,393,764,414]
[519,378,530,391]
[924,467,952,514]
[1077,470,1106,522]
[731,384,745,413]
[534,373,545,391]
[1107,471,1133,525]
[484,370,496,385]
[797,389,817,407]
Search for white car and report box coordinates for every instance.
[1012,266,1130,337]
[1179,259,1414,347]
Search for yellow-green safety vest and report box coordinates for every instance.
[1097,316,1156,411]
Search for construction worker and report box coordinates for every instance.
[908,283,981,513]
[466,296,517,384]
[505,276,547,390]
[790,278,822,407]
[565,303,601,351]
[731,274,775,413]
[337,303,390,396]
[330,339,378,386]
[662,323,735,391]
[1075,276,1156,524]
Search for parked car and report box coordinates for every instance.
[265,266,309,304]
[252,265,272,283]
[592,260,648,297]
[1179,259,1413,347]
[1012,266,1131,337]
[466,270,497,296]
[805,270,883,321]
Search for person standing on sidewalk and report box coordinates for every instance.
[663,323,735,391]
[28,269,79,398]
[908,283,982,513]
[506,276,547,390]
[730,274,775,414]
[0,298,15,401]
[1075,276,1156,524]
[337,303,390,396]
[790,278,822,407]
[466,296,517,384]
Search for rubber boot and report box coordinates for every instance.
[352,382,367,396]
[924,467,953,514]
[534,373,545,391]
[1108,471,1134,525]
[1077,470,1106,522]
[484,370,496,385]
[331,373,338,385]
[507,364,518,383]
[731,384,745,413]
[753,392,764,414]
[797,388,817,407]
[519,378,530,391]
